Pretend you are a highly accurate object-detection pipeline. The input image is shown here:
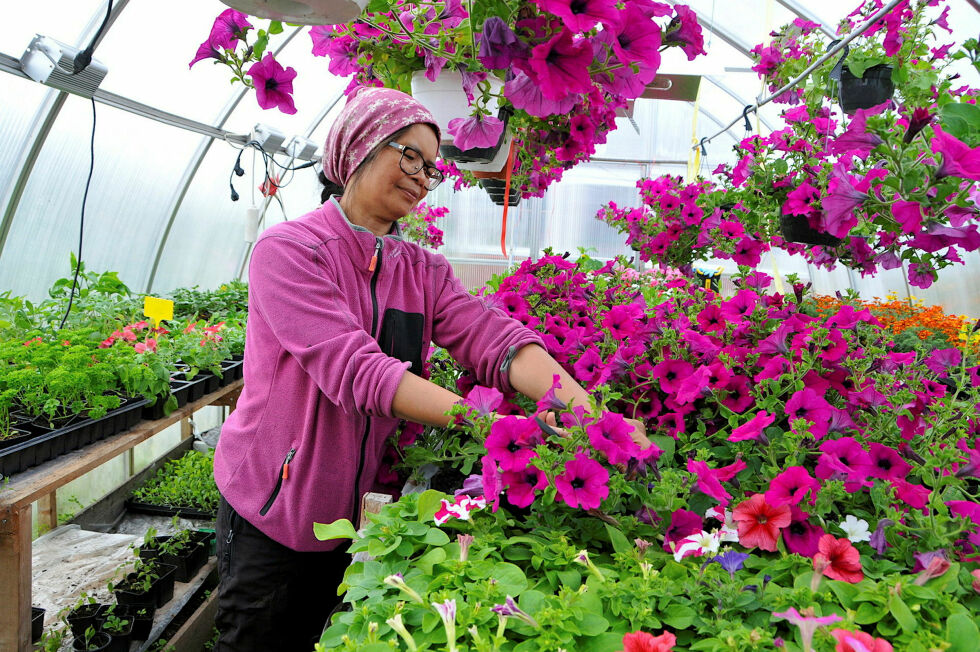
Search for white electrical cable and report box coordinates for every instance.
[692,0,905,151]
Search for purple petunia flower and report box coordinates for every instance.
[528,30,594,101]
[933,123,980,181]
[662,4,707,60]
[663,509,702,553]
[491,595,539,627]
[536,0,623,32]
[189,40,223,69]
[504,70,578,118]
[447,114,505,151]
[713,550,750,579]
[478,16,529,69]
[782,506,825,557]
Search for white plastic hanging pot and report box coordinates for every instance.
[219,0,368,25]
[410,70,513,173]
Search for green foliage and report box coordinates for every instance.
[130,450,219,514]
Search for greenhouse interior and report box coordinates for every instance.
[2,0,980,650]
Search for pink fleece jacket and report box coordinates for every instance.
[214,198,543,551]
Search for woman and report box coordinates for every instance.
[212,87,646,651]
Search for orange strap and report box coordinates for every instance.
[501,140,517,257]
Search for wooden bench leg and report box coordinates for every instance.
[0,505,32,652]
[37,492,58,533]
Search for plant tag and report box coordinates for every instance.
[144,296,174,328]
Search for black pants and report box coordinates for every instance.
[214,496,350,652]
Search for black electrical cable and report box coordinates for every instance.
[72,0,114,75]
[59,97,97,330]
[228,141,316,201]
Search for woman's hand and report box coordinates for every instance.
[623,417,652,449]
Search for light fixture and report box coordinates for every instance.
[251,123,286,152]
[284,135,319,161]
[20,35,108,98]
[219,0,369,25]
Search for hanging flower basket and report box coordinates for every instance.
[779,214,843,247]
[410,71,513,172]
[479,178,520,207]
[218,0,368,25]
[838,64,894,115]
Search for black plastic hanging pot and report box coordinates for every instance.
[779,214,843,247]
[838,64,894,115]
[479,178,520,207]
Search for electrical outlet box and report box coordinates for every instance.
[20,34,108,98]
[284,135,318,161]
[251,123,286,153]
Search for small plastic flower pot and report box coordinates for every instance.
[479,179,521,207]
[31,607,45,643]
[66,603,102,638]
[71,631,111,652]
[838,64,894,115]
[152,563,178,607]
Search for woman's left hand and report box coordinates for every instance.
[623,417,652,449]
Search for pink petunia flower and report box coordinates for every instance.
[830,628,892,652]
[728,411,775,442]
[535,0,622,32]
[554,452,610,509]
[209,8,252,50]
[501,466,548,508]
[773,608,842,652]
[785,388,833,438]
[462,385,504,417]
[587,412,645,465]
[663,509,702,553]
[662,4,707,60]
[783,506,825,557]
[765,466,820,507]
[932,123,980,181]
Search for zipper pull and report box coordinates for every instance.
[282,448,296,480]
[368,238,382,272]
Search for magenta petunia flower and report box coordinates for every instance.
[528,30,595,101]
[447,114,505,151]
[821,164,871,238]
[785,388,833,438]
[782,181,820,217]
[485,416,542,472]
[246,54,298,114]
[946,500,980,525]
[673,365,712,405]
[907,262,935,289]
[535,0,622,32]
[829,107,884,158]
[892,200,924,234]
[554,452,610,509]
[652,358,694,394]
[663,508,702,552]
[732,236,765,267]
[607,4,663,64]
[721,375,755,413]
[189,40,223,69]
[932,123,980,181]
[662,4,707,60]
[209,8,252,50]
[729,411,775,442]
[782,506,825,557]
[695,304,726,333]
[502,466,548,508]
[573,345,608,387]
[478,16,529,69]
[765,466,820,507]
[687,458,745,506]
[587,412,643,465]
[504,70,578,118]
[815,437,873,483]
[924,347,963,377]
[481,456,503,511]
[602,303,642,339]
[462,385,504,416]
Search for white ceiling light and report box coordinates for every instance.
[219,0,369,25]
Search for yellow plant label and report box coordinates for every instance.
[143,296,174,328]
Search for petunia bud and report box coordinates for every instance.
[971,569,980,593]
[904,107,934,144]
[914,556,951,585]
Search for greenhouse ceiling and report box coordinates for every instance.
[2,1,980,312]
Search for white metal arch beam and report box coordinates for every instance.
[144,25,306,293]
[703,75,777,133]
[0,0,130,263]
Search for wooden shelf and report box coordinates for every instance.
[0,381,242,652]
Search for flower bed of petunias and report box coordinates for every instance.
[318,254,980,652]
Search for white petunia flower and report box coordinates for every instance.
[839,515,871,543]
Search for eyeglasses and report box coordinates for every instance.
[387,142,444,191]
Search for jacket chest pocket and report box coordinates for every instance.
[378,309,425,376]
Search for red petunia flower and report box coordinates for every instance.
[732,493,791,551]
[622,630,676,652]
[814,535,864,584]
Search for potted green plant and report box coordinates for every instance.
[750,0,957,113]
[95,606,132,652]
[71,626,111,652]
[65,595,102,639]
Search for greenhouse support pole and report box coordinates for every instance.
[0,505,32,652]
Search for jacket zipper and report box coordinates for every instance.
[352,237,384,526]
[259,447,295,516]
